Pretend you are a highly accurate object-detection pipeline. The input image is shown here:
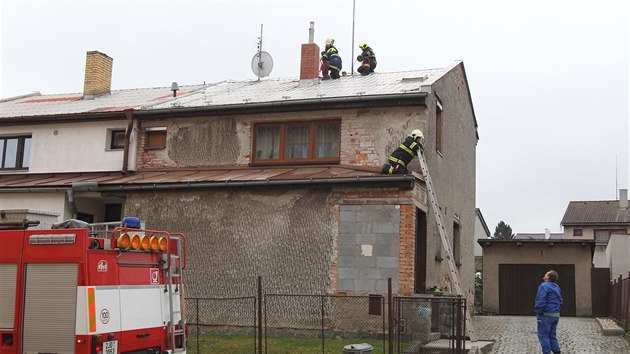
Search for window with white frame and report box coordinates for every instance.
[107,129,126,150]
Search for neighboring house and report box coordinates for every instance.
[561,189,630,276]
[0,51,203,225]
[479,238,596,316]
[474,208,490,271]
[0,35,479,299]
[606,232,630,281]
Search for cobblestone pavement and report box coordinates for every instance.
[473,316,630,353]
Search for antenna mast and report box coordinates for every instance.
[257,24,263,82]
[251,24,274,80]
[351,0,356,75]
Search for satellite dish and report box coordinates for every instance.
[251,51,273,79]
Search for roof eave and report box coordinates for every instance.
[0,174,416,193]
[133,92,428,118]
[0,111,128,125]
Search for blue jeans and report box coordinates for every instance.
[537,315,560,354]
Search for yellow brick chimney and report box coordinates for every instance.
[83,51,113,97]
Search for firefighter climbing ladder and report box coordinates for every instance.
[417,149,478,342]
[165,233,187,352]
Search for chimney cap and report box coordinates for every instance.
[171,82,180,91]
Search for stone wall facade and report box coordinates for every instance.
[128,63,477,299]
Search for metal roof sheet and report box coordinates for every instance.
[514,233,564,240]
[0,165,414,190]
[561,200,630,225]
[0,86,206,119]
[0,63,458,119]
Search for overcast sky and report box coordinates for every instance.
[1,0,628,234]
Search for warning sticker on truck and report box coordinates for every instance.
[103,340,118,354]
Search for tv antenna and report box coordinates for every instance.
[251,24,273,80]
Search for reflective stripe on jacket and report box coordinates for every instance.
[388,136,420,167]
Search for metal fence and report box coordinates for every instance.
[611,273,630,330]
[393,296,466,354]
[265,294,386,354]
[185,278,466,354]
[186,297,257,354]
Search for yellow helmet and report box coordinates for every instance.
[325,38,334,46]
[410,129,424,139]
[359,42,369,49]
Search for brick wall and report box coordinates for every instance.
[399,204,416,296]
[136,126,168,168]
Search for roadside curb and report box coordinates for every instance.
[595,317,625,336]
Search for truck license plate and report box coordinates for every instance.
[103,340,118,354]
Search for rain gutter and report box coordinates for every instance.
[0,175,415,193]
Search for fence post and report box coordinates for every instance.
[321,295,325,353]
[258,276,263,354]
[455,297,463,353]
[388,278,393,354]
[196,298,200,353]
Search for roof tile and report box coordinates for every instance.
[561,200,630,225]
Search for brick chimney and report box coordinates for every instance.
[83,51,113,97]
[300,22,320,81]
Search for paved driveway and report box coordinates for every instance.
[473,316,630,353]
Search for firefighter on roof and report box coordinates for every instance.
[357,42,377,76]
[321,38,342,80]
[381,129,424,174]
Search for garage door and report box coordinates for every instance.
[499,264,575,316]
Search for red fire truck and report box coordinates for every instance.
[0,218,187,354]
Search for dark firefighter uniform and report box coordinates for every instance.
[381,136,421,174]
[357,45,377,76]
[323,45,342,79]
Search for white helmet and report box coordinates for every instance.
[325,38,334,46]
[410,129,424,139]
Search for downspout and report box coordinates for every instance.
[122,109,134,175]
[66,190,78,219]
[66,182,98,220]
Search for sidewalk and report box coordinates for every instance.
[473,316,629,353]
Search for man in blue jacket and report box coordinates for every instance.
[534,270,563,354]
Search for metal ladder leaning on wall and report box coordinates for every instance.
[165,233,187,352]
[416,149,478,342]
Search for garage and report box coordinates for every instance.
[499,263,576,316]
[479,239,594,316]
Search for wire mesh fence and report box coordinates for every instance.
[185,278,467,353]
[393,296,466,354]
[186,296,257,354]
[264,294,386,354]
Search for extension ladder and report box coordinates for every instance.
[164,233,187,352]
[416,149,478,342]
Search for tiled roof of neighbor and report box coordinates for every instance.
[561,200,630,225]
[0,165,418,190]
[0,63,458,119]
